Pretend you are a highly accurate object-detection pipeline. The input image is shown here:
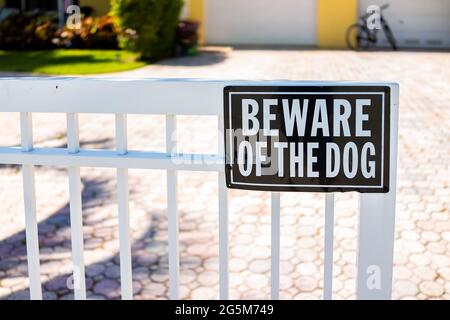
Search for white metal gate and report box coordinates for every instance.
[0,78,399,300]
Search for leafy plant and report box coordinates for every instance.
[0,11,119,50]
[53,15,119,49]
[0,11,58,50]
[174,20,199,56]
[111,0,184,61]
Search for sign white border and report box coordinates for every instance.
[228,91,385,188]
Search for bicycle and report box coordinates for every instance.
[346,3,398,51]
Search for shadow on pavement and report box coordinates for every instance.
[0,173,167,300]
[156,51,228,67]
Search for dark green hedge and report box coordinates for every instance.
[111,0,184,61]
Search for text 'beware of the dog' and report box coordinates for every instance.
[224,86,390,193]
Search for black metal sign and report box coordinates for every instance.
[224,86,390,193]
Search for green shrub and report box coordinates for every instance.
[0,11,118,50]
[0,11,58,50]
[111,0,184,61]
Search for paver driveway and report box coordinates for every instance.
[0,49,449,300]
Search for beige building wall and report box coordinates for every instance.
[79,0,189,17]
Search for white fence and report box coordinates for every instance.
[0,78,399,300]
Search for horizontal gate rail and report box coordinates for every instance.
[0,78,399,300]
[0,147,224,171]
[0,78,394,115]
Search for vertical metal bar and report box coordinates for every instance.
[271,192,280,300]
[218,116,229,300]
[66,113,86,300]
[115,114,133,300]
[323,193,335,300]
[166,114,179,300]
[20,112,42,300]
[356,85,399,299]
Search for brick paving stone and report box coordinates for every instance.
[178,285,190,300]
[280,261,296,275]
[402,230,420,241]
[146,283,167,297]
[86,264,106,277]
[297,237,318,249]
[413,267,437,281]
[104,265,120,279]
[93,279,120,299]
[294,277,318,292]
[88,294,106,300]
[296,263,318,276]
[59,293,75,300]
[342,264,356,278]
[150,271,169,283]
[133,281,142,295]
[0,287,11,296]
[431,255,450,268]
[137,252,159,266]
[245,274,269,290]
[197,271,219,286]
[437,267,450,281]
[133,267,150,281]
[410,253,433,267]
[180,270,197,285]
[395,280,419,297]
[442,232,450,242]
[393,266,413,280]
[44,276,69,291]
[421,231,441,243]
[280,248,297,261]
[419,281,444,298]
[248,259,270,274]
[427,241,447,254]
[202,257,219,272]
[1,277,28,288]
[228,258,247,273]
[297,249,318,262]
[191,287,216,300]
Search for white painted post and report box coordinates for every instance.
[271,192,281,300]
[166,115,179,300]
[323,193,335,300]
[356,84,399,299]
[66,113,86,300]
[115,114,133,300]
[20,112,42,300]
[218,116,229,300]
[57,0,65,27]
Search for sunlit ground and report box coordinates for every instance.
[0,50,147,75]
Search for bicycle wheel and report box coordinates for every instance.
[383,24,398,50]
[346,24,372,51]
